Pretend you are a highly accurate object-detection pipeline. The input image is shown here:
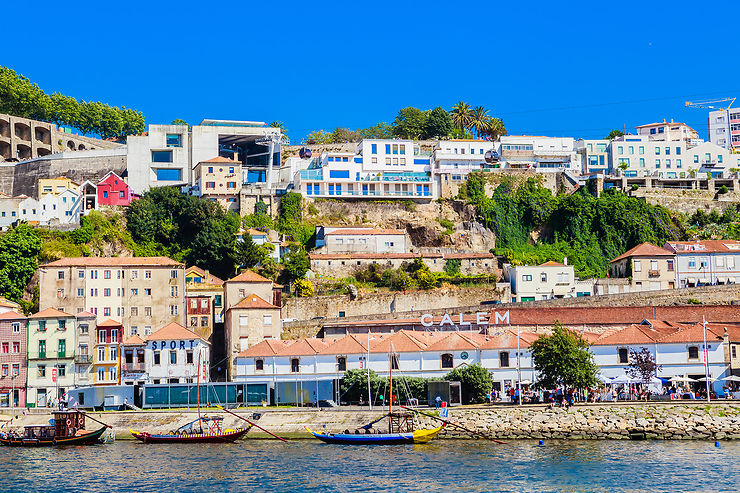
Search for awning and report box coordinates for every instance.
[698,278,709,284]
[687,277,697,284]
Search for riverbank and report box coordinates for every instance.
[2,402,740,440]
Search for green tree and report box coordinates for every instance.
[360,122,394,139]
[330,127,363,143]
[479,117,507,141]
[392,107,428,139]
[305,130,333,144]
[268,121,289,143]
[605,129,624,140]
[444,258,461,276]
[530,323,599,390]
[283,245,310,280]
[423,106,453,139]
[469,106,490,138]
[236,234,267,269]
[450,101,473,135]
[444,364,492,404]
[0,225,42,303]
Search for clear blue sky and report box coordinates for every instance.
[5,0,740,142]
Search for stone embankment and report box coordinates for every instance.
[2,402,739,440]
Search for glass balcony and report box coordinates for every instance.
[299,169,323,180]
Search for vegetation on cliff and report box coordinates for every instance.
[462,173,682,278]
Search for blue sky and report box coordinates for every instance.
[5,0,740,142]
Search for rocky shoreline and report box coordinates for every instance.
[2,402,739,440]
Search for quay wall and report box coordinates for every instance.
[3,402,740,440]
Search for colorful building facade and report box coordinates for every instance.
[0,311,27,408]
[93,319,123,385]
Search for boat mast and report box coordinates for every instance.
[196,349,202,427]
[388,342,393,433]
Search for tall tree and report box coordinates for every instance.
[470,106,490,138]
[305,130,333,144]
[283,245,310,281]
[0,225,42,303]
[360,122,394,139]
[424,106,453,139]
[392,107,428,139]
[530,323,599,390]
[450,101,473,135]
[444,364,493,404]
[235,234,268,269]
[480,117,507,141]
[268,121,289,143]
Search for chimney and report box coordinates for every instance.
[564,257,568,265]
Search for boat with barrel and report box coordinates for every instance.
[130,415,250,444]
[0,410,110,447]
[307,344,445,445]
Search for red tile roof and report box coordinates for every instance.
[200,156,239,164]
[326,228,406,236]
[227,270,272,283]
[369,330,427,353]
[277,338,329,356]
[44,256,181,267]
[29,308,74,319]
[424,332,479,351]
[147,322,208,343]
[185,266,224,285]
[238,339,293,357]
[97,319,122,327]
[0,311,26,321]
[76,311,96,318]
[593,322,679,346]
[232,293,279,310]
[611,242,674,263]
[539,261,565,267]
[319,334,368,354]
[123,334,146,345]
[478,330,539,349]
[656,324,725,344]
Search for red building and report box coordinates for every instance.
[0,311,27,408]
[97,171,137,207]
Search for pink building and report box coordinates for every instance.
[97,171,137,207]
[0,311,27,408]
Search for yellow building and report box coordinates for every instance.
[38,177,80,197]
[193,157,241,212]
[93,319,122,385]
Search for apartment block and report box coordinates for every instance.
[193,157,241,212]
[610,136,689,179]
[184,266,225,341]
[498,136,581,172]
[297,139,435,200]
[634,120,700,144]
[38,257,185,338]
[663,240,740,287]
[708,108,740,150]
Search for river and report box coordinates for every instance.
[1,440,737,492]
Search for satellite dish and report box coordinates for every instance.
[484,150,500,163]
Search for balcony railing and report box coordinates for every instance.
[299,169,323,180]
[309,189,431,198]
[28,351,74,360]
[122,362,145,372]
[75,354,92,363]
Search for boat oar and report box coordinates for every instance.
[216,405,288,443]
[82,412,112,429]
[400,406,506,444]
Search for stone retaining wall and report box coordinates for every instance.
[3,402,739,440]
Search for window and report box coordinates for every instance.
[109,367,117,381]
[98,346,106,361]
[170,270,178,279]
[256,359,264,371]
[499,351,510,368]
[166,134,182,147]
[103,270,111,279]
[145,289,152,296]
[522,275,532,281]
[57,289,65,298]
[11,323,20,334]
[57,271,65,280]
[1,343,7,354]
[201,316,208,327]
[170,305,179,316]
[79,324,88,334]
[132,288,138,296]
[104,288,111,297]
[103,308,111,317]
[120,191,125,198]
[131,270,138,279]
[371,144,377,154]
[171,286,178,297]
[38,365,46,377]
[58,365,66,377]
[145,270,152,279]
[689,257,696,269]
[170,351,177,364]
[650,260,658,271]
[186,351,193,364]
[391,355,399,370]
[79,344,88,356]
[151,151,173,163]
[633,260,641,272]
[77,288,84,297]
[12,342,19,353]
[58,319,66,330]
[131,307,138,316]
[441,353,454,369]
[667,260,674,271]
[38,321,46,331]
[97,367,106,381]
[688,346,699,360]
[240,315,249,326]
[540,273,547,282]
[191,317,198,327]
[12,364,18,376]
[263,315,272,326]
[291,358,300,372]
[1,365,7,377]
[153,351,161,365]
[98,330,107,344]
[618,348,629,364]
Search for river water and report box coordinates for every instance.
[1,439,737,492]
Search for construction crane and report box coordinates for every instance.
[685,97,738,153]
[684,97,736,110]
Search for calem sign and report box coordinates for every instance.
[419,310,510,328]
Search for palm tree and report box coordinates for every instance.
[450,101,472,135]
[268,121,289,144]
[479,117,507,141]
[470,106,490,138]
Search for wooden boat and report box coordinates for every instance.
[0,410,109,447]
[130,350,251,444]
[306,423,444,445]
[308,343,444,445]
[130,415,250,444]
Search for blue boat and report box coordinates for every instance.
[306,424,444,445]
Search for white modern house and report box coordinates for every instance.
[498,136,581,172]
[296,139,436,200]
[575,139,611,174]
[126,120,281,194]
[504,261,593,302]
[16,189,82,227]
[634,120,700,144]
[143,323,210,384]
[434,140,497,176]
[609,136,689,179]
